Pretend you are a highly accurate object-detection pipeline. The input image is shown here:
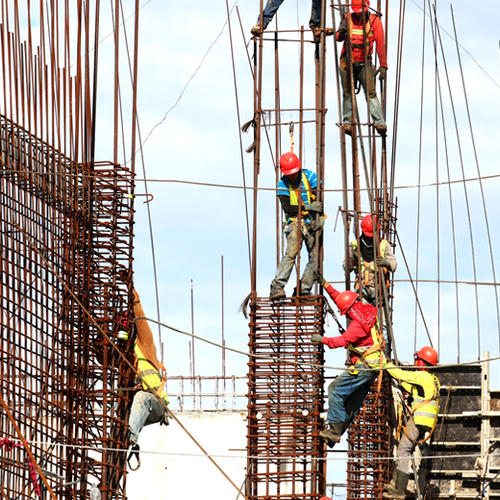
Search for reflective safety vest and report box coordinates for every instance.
[135,343,169,405]
[403,373,440,428]
[287,172,313,223]
[348,324,385,369]
[352,238,389,287]
[347,13,377,63]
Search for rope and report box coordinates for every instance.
[0,394,55,500]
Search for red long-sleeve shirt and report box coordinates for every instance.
[336,13,387,68]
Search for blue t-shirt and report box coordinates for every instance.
[277,169,317,201]
[277,169,318,223]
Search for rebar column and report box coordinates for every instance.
[246,297,326,500]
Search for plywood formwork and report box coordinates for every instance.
[0,116,135,499]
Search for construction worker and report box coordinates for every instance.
[250,0,334,40]
[343,214,397,305]
[312,278,386,447]
[127,288,170,470]
[336,0,387,136]
[270,152,323,300]
[383,347,440,499]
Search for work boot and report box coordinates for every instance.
[311,26,335,42]
[250,24,261,36]
[376,123,387,136]
[270,289,286,300]
[343,121,352,136]
[319,422,344,448]
[383,469,409,499]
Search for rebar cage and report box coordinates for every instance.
[0,116,135,499]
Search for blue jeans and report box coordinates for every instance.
[128,391,166,445]
[339,59,386,127]
[327,367,376,427]
[270,220,319,295]
[256,0,321,29]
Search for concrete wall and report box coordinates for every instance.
[126,410,247,499]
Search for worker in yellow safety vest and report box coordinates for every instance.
[127,288,170,470]
[383,346,440,499]
[269,152,324,300]
[343,214,397,305]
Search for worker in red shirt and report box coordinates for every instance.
[312,275,386,447]
[336,0,387,136]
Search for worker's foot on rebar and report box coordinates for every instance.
[382,470,409,499]
[376,123,387,136]
[343,123,352,136]
[251,23,267,36]
[319,424,343,448]
[270,289,286,300]
[311,26,335,42]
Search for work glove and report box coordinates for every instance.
[311,334,324,343]
[376,256,390,268]
[376,67,387,81]
[313,269,326,286]
[306,201,323,213]
[338,20,347,39]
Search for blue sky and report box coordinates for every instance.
[88,0,500,391]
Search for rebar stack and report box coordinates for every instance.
[247,297,326,500]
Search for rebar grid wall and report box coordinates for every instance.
[247,297,326,500]
[0,116,135,499]
[346,376,392,500]
[0,1,139,497]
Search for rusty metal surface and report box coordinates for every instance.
[347,375,392,500]
[246,297,326,500]
[0,118,135,499]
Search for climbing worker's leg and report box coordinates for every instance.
[358,63,386,134]
[256,0,285,28]
[343,369,377,427]
[309,0,321,29]
[339,59,353,130]
[128,391,166,445]
[396,416,420,474]
[270,221,301,298]
[299,223,319,295]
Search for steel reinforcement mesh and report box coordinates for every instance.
[247,296,326,500]
[347,374,392,500]
[0,116,135,500]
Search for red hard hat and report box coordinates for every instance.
[351,0,370,13]
[415,346,438,366]
[361,214,377,237]
[279,152,301,176]
[335,290,358,315]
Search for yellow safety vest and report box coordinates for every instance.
[135,343,169,405]
[403,372,440,428]
[289,172,312,204]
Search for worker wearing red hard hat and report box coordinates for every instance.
[343,214,397,305]
[269,152,324,300]
[312,277,386,447]
[336,0,388,136]
[383,347,440,499]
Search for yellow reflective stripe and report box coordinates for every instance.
[351,29,373,36]
[289,172,312,206]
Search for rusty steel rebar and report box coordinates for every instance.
[247,297,326,500]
